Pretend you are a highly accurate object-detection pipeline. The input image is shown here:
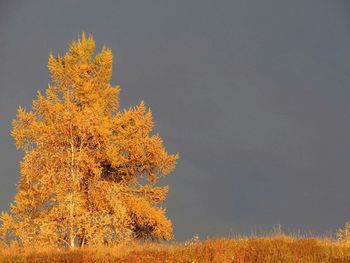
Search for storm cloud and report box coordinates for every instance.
[1,0,350,240]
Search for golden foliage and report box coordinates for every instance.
[0,33,178,248]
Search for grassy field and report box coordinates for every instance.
[1,235,350,263]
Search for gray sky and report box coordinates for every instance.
[1,0,350,240]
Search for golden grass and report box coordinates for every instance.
[1,235,350,263]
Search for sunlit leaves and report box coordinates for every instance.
[1,34,178,248]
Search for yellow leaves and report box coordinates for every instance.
[107,100,179,184]
[0,212,15,233]
[115,101,154,134]
[11,107,39,151]
[129,185,169,204]
[126,196,173,241]
[47,53,65,88]
[68,32,95,63]
[47,33,120,117]
[93,46,113,83]
[2,33,178,247]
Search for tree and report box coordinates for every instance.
[0,33,178,248]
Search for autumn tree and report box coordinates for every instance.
[0,33,178,248]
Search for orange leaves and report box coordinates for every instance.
[93,46,113,84]
[2,34,178,247]
[126,196,173,241]
[47,33,119,116]
[11,107,40,151]
[67,32,95,64]
[128,185,169,204]
[115,101,154,137]
[111,101,178,183]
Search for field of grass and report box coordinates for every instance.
[1,235,350,263]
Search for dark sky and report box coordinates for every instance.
[1,0,350,240]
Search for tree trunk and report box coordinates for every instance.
[70,236,75,248]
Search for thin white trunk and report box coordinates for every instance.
[70,236,75,248]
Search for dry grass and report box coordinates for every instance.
[1,235,350,263]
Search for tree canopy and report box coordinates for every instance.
[0,33,178,248]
